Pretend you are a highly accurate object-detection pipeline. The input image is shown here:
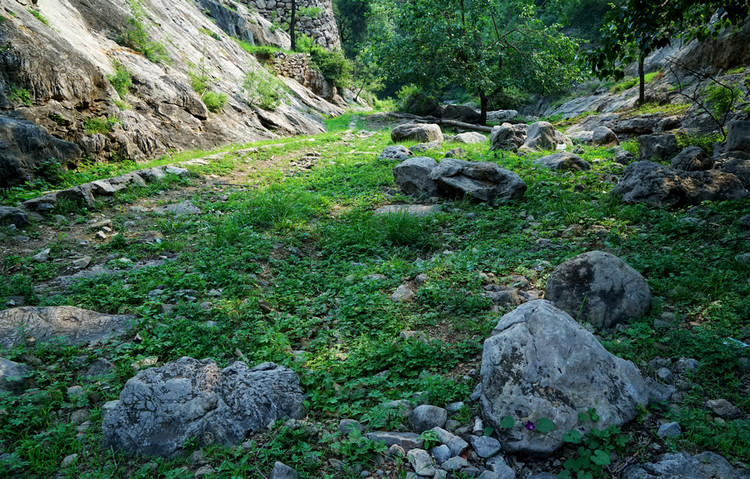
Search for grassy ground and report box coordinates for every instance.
[0,112,748,478]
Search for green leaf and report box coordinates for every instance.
[500,415,515,428]
[578,411,590,422]
[483,426,495,437]
[591,449,611,466]
[588,408,600,422]
[558,471,572,479]
[562,429,582,444]
[536,417,555,433]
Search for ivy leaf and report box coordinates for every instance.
[536,417,555,433]
[588,408,600,422]
[483,426,495,437]
[500,415,515,429]
[591,449,611,466]
[562,429,582,444]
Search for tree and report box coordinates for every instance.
[366,0,583,124]
[334,0,372,58]
[588,0,750,107]
[290,0,297,51]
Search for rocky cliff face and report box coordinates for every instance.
[0,0,346,187]
[241,0,341,50]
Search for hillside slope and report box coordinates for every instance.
[0,0,347,186]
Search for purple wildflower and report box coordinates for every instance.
[525,420,535,430]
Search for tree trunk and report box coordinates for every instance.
[638,53,645,108]
[479,90,488,126]
[290,0,297,51]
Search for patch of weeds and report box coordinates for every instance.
[675,131,723,153]
[106,60,132,99]
[611,71,660,93]
[26,7,49,26]
[630,102,691,117]
[197,27,220,40]
[9,86,32,106]
[187,58,227,113]
[119,0,170,64]
[83,116,120,135]
[242,69,286,110]
[235,38,288,63]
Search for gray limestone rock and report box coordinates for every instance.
[338,419,365,435]
[725,120,750,153]
[612,161,748,208]
[270,462,299,479]
[101,358,305,457]
[670,147,712,171]
[638,134,680,162]
[410,140,442,153]
[409,405,448,433]
[0,357,30,393]
[591,126,618,147]
[612,146,636,165]
[706,399,743,419]
[518,122,557,152]
[366,431,423,451]
[379,145,413,162]
[441,456,469,471]
[429,444,451,464]
[153,200,202,216]
[391,123,444,143]
[545,251,651,329]
[443,105,481,124]
[656,422,681,437]
[490,123,528,152]
[393,156,439,197]
[534,152,591,171]
[622,452,750,479]
[0,207,30,228]
[0,306,135,349]
[454,132,488,144]
[407,448,435,476]
[674,358,700,374]
[429,158,526,204]
[468,435,502,458]
[480,301,652,456]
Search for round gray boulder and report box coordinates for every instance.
[391,123,444,143]
[408,405,448,433]
[545,251,651,329]
[102,358,305,457]
[480,301,652,456]
[393,156,439,197]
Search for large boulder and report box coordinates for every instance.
[622,452,750,479]
[102,358,305,457]
[378,145,413,162]
[480,300,652,456]
[534,152,591,171]
[545,251,651,329]
[725,120,750,153]
[0,306,135,349]
[612,161,748,208]
[0,114,81,187]
[393,156,439,197]
[443,104,481,124]
[519,122,557,152]
[429,159,526,204]
[714,153,750,189]
[489,123,527,152]
[670,146,712,171]
[0,206,30,228]
[591,126,618,147]
[453,132,488,144]
[638,134,679,162]
[0,357,30,393]
[391,123,444,144]
[401,93,444,118]
[487,110,518,123]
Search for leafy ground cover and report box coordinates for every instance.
[0,112,748,478]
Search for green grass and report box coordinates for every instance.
[611,71,661,93]
[106,60,132,99]
[83,116,120,135]
[1,113,749,477]
[27,8,49,26]
[119,0,170,64]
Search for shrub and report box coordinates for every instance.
[83,116,120,135]
[9,86,32,106]
[27,8,49,26]
[296,35,352,88]
[107,60,132,99]
[242,70,286,110]
[201,90,227,113]
[119,0,170,64]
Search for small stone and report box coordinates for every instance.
[429,444,451,464]
[472,416,483,435]
[656,367,674,384]
[199,302,212,310]
[735,253,750,266]
[70,409,89,425]
[194,465,215,477]
[407,448,436,476]
[445,402,464,414]
[207,289,222,297]
[271,461,299,479]
[67,385,85,401]
[95,231,107,240]
[33,248,51,262]
[469,383,482,402]
[76,420,91,433]
[391,284,415,302]
[657,422,681,438]
[72,256,91,269]
[477,472,501,479]
[674,358,700,374]
[440,456,468,471]
[414,274,430,287]
[61,454,78,467]
[366,431,423,451]
[386,444,406,459]
[486,455,515,479]
[360,471,369,478]
[409,405,448,433]
[468,435,502,458]
[649,357,670,369]
[434,470,448,479]
[338,419,365,435]
[461,467,483,478]
[190,450,206,464]
[706,399,743,419]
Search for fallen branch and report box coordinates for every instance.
[386,112,495,133]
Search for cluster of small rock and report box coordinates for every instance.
[239,0,341,49]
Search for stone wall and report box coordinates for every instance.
[239,0,340,50]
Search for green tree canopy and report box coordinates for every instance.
[365,0,583,124]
